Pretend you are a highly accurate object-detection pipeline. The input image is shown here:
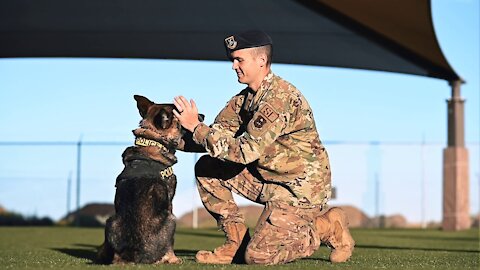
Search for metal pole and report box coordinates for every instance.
[375,173,379,228]
[75,138,82,226]
[421,135,426,228]
[193,153,198,229]
[67,171,72,215]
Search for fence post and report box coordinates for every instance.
[67,171,72,217]
[75,138,82,227]
[193,153,198,229]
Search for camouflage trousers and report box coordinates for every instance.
[195,155,322,265]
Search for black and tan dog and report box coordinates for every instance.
[97,95,188,264]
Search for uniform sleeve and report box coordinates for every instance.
[176,93,243,153]
[193,97,292,164]
[213,94,243,134]
[176,131,207,153]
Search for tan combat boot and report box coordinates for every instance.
[196,222,250,264]
[316,207,355,263]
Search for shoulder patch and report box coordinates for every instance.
[260,104,279,122]
[253,115,267,128]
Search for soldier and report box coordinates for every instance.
[167,30,354,264]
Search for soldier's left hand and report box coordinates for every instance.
[173,96,201,132]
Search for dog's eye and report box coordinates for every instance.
[154,110,172,129]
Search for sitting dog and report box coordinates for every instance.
[97,95,187,264]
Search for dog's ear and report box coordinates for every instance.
[134,95,154,118]
[198,114,205,122]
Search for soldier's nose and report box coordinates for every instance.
[232,59,239,69]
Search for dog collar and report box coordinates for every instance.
[135,137,168,152]
[134,137,174,179]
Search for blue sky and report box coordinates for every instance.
[0,0,478,224]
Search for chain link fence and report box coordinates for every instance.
[0,141,478,226]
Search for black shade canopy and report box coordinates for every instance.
[0,0,461,81]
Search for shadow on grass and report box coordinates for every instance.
[52,247,97,262]
[174,249,199,257]
[300,257,330,262]
[356,244,479,253]
[52,245,200,264]
[73,243,99,248]
[176,229,224,238]
[387,234,479,242]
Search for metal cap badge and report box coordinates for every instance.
[225,36,237,50]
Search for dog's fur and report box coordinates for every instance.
[97,95,185,264]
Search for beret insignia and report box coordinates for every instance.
[223,30,272,56]
[225,36,237,50]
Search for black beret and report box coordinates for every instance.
[224,30,272,54]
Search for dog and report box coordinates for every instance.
[97,95,188,264]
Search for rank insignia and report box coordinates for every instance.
[225,36,237,49]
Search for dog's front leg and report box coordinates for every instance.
[96,240,114,264]
[112,253,130,265]
[156,250,182,264]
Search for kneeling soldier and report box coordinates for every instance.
[171,30,355,265]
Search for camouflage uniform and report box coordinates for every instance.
[192,71,332,264]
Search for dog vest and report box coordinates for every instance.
[134,137,174,179]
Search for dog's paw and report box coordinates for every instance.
[157,251,182,264]
[95,242,114,264]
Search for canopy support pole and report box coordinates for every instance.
[442,80,470,231]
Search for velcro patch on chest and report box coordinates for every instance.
[260,104,279,122]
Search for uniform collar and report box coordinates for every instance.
[251,71,275,109]
[258,71,274,93]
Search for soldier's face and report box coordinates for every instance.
[230,48,264,88]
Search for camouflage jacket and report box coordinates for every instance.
[193,72,331,207]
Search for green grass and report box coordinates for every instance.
[0,227,478,269]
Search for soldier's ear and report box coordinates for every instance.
[258,52,267,67]
[134,95,154,118]
[198,114,205,122]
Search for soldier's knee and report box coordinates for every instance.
[244,246,270,265]
[244,248,259,265]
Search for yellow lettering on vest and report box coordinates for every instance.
[160,167,174,179]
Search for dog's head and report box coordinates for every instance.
[134,95,183,149]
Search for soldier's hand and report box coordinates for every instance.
[173,96,201,132]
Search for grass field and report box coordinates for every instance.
[0,227,478,269]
